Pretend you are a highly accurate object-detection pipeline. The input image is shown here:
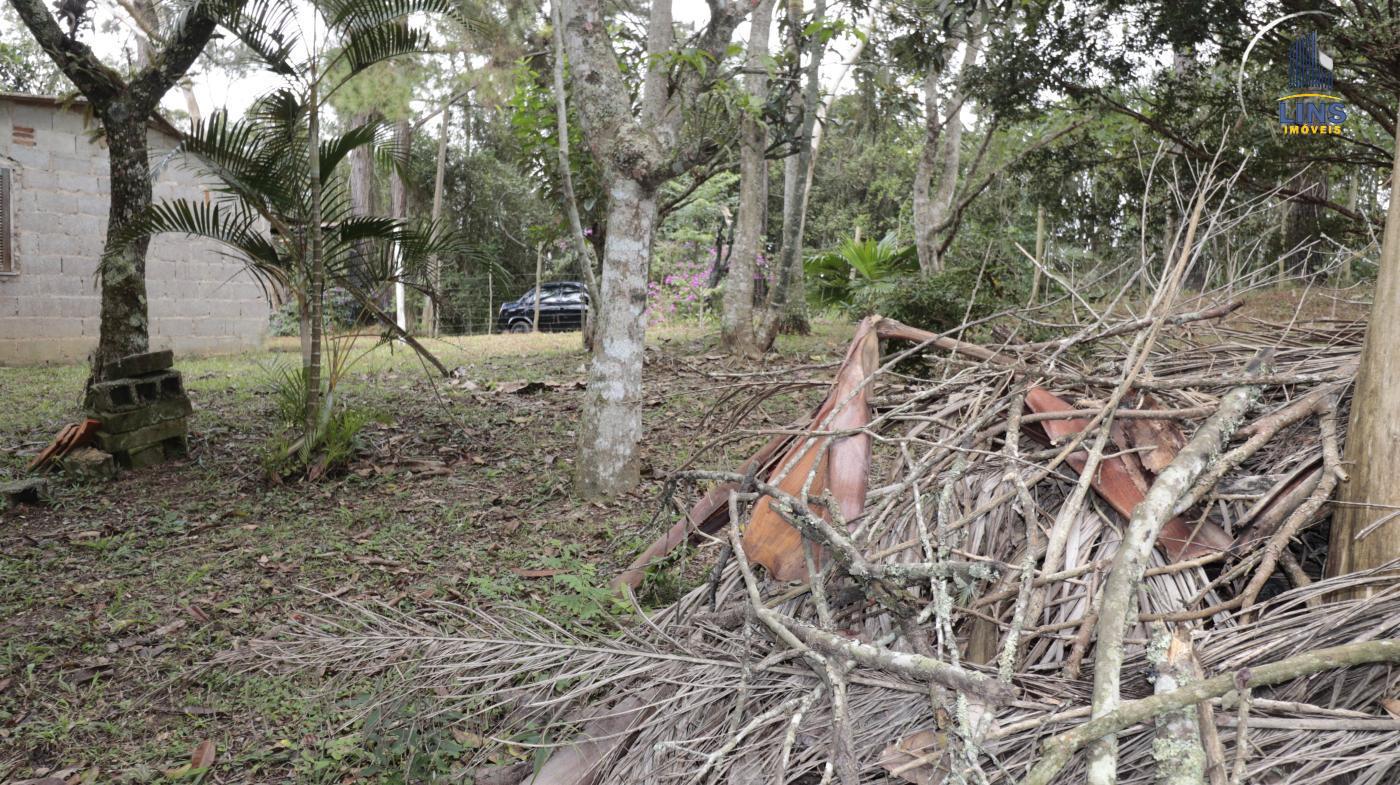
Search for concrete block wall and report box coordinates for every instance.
[0,97,271,365]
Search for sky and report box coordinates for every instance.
[66,0,860,125]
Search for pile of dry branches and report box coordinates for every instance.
[254,280,1400,783]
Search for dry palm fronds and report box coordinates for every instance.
[248,279,1400,784]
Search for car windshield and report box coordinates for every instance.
[520,286,583,304]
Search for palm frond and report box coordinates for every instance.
[180,112,302,215]
[319,120,384,181]
[118,199,289,293]
[220,0,300,76]
[338,22,432,79]
[320,0,475,34]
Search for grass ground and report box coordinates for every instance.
[0,322,851,784]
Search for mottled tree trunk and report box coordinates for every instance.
[1029,204,1045,303]
[765,0,826,337]
[913,66,941,275]
[94,114,154,375]
[575,176,658,497]
[10,0,220,382]
[915,15,983,274]
[549,0,598,350]
[559,0,748,496]
[1326,111,1400,599]
[720,0,775,355]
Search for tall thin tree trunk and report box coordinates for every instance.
[913,65,942,275]
[799,11,867,218]
[575,176,658,497]
[348,110,377,294]
[721,0,775,354]
[420,99,449,336]
[550,0,599,349]
[1029,203,1045,304]
[1287,168,1329,280]
[916,14,983,274]
[767,0,826,336]
[391,119,411,331]
[532,242,544,332]
[1341,172,1360,284]
[94,115,154,377]
[305,66,324,441]
[1325,104,1400,599]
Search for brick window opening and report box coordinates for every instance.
[0,166,13,274]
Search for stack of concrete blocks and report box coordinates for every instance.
[84,350,193,470]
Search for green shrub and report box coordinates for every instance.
[848,259,1025,333]
[259,361,381,478]
[267,287,367,337]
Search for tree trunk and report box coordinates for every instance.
[1325,110,1400,599]
[93,114,154,377]
[761,0,823,342]
[391,118,411,332]
[720,0,775,355]
[559,0,749,496]
[1340,172,1360,284]
[305,67,324,442]
[1286,168,1329,280]
[575,176,657,498]
[532,242,544,332]
[915,15,984,274]
[766,0,826,337]
[549,0,599,350]
[348,110,377,292]
[1029,203,1045,304]
[913,65,942,275]
[420,98,449,337]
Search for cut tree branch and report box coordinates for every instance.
[1020,639,1400,785]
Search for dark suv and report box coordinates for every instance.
[496,282,590,333]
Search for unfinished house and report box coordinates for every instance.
[0,92,270,365]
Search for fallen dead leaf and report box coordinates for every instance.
[163,739,215,778]
[510,567,565,578]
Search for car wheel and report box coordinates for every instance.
[509,320,532,333]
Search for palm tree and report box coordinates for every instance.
[118,0,473,454]
[805,231,918,309]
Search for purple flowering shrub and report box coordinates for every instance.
[646,244,772,325]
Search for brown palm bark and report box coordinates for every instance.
[9,0,225,381]
[1326,109,1400,598]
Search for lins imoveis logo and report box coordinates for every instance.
[1277,31,1346,135]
